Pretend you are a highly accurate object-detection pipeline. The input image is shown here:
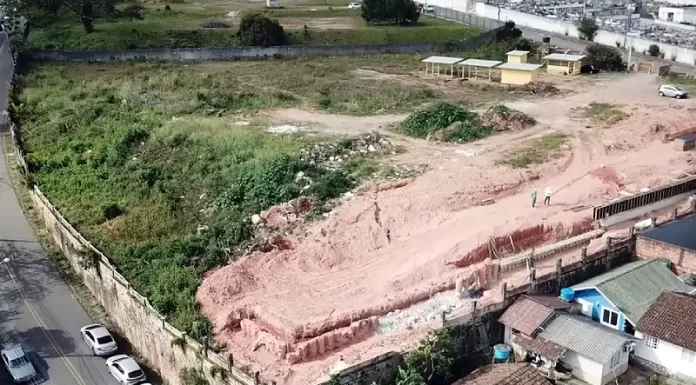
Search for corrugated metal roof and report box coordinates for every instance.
[543,53,586,61]
[498,297,554,336]
[539,314,635,363]
[421,56,463,64]
[498,63,542,71]
[570,259,690,322]
[512,334,567,360]
[641,214,696,252]
[460,59,502,68]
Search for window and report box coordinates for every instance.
[646,336,659,349]
[610,352,621,368]
[97,336,114,344]
[85,331,94,342]
[601,308,619,327]
[683,348,696,363]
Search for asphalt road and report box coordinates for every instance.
[0,32,118,385]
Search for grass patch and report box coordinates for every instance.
[582,103,628,125]
[665,75,696,88]
[499,134,568,168]
[17,61,416,341]
[28,9,481,50]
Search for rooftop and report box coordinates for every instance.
[498,63,543,71]
[451,363,550,385]
[506,50,530,56]
[539,314,636,363]
[421,56,463,65]
[459,59,503,68]
[636,291,696,352]
[641,214,696,252]
[543,53,586,61]
[569,259,690,323]
[512,334,567,360]
[498,295,573,336]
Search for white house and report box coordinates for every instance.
[634,291,696,382]
[658,6,696,24]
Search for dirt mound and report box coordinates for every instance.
[480,105,536,132]
[516,81,562,96]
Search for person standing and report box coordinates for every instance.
[544,186,553,205]
[531,188,537,207]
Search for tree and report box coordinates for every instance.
[237,13,287,47]
[396,329,454,385]
[361,0,420,25]
[495,21,522,41]
[577,17,599,41]
[648,44,660,57]
[585,44,625,71]
[8,0,118,33]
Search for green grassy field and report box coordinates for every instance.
[28,5,481,50]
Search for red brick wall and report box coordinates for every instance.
[636,236,696,274]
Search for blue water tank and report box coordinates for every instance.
[493,344,511,360]
[560,288,575,302]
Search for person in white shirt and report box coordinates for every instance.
[544,187,552,205]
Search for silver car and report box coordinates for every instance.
[1,345,37,383]
[80,324,118,356]
[659,84,688,98]
[106,355,146,385]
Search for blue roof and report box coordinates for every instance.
[641,215,696,252]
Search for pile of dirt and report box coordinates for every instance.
[514,81,562,96]
[480,105,536,132]
[299,131,394,170]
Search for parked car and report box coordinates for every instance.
[424,4,435,12]
[580,64,600,74]
[105,355,146,385]
[347,2,361,8]
[659,84,688,99]
[1,345,38,383]
[80,324,118,356]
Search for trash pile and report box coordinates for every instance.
[480,105,536,132]
[299,131,395,170]
[514,81,563,96]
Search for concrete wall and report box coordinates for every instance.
[635,236,696,274]
[30,29,501,62]
[500,68,535,85]
[600,350,630,385]
[634,331,696,380]
[474,2,696,65]
[562,350,605,385]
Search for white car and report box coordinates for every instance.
[659,84,688,99]
[348,2,361,9]
[105,355,146,385]
[80,324,118,356]
[1,345,38,383]
[424,5,435,12]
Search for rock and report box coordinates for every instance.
[368,145,376,152]
[251,214,262,225]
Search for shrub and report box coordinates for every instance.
[201,21,231,29]
[400,103,480,138]
[396,329,454,385]
[361,0,420,25]
[585,44,625,71]
[495,21,522,41]
[117,4,144,20]
[237,13,287,47]
[648,44,660,57]
[181,368,209,385]
[577,17,599,41]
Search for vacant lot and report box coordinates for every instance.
[29,7,481,50]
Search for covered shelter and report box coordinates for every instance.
[544,53,586,75]
[498,63,542,85]
[506,50,530,64]
[459,59,502,81]
[421,56,463,77]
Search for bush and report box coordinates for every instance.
[585,44,625,72]
[117,4,144,20]
[577,17,599,41]
[201,21,231,29]
[495,21,522,41]
[361,0,420,25]
[237,13,287,47]
[401,103,479,138]
[396,329,454,385]
[648,44,660,57]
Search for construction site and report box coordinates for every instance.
[195,71,696,385]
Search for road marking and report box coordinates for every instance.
[4,264,89,385]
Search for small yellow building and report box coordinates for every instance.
[498,63,543,85]
[506,50,530,64]
[544,53,586,75]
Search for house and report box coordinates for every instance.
[451,363,550,385]
[498,63,542,86]
[498,297,636,385]
[658,6,696,24]
[634,291,696,381]
[543,53,585,75]
[566,259,690,334]
[636,214,696,274]
[506,50,530,64]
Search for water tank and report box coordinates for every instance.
[493,344,511,361]
[542,36,551,44]
[560,288,575,302]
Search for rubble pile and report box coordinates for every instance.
[299,131,395,170]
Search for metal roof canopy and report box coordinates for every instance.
[544,53,586,61]
[498,63,543,71]
[421,56,463,64]
[459,59,502,68]
[506,50,530,56]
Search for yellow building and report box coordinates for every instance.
[498,63,543,85]
[544,53,586,75]
[506,50,530,64]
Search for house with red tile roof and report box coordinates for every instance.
[450,363,550,385]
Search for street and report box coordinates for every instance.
[0,32,116,385]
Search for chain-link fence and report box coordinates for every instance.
[430,5,504,31]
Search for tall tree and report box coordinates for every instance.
[7,0,117,32]
[577,17,599,41]
[361,0,419,25]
